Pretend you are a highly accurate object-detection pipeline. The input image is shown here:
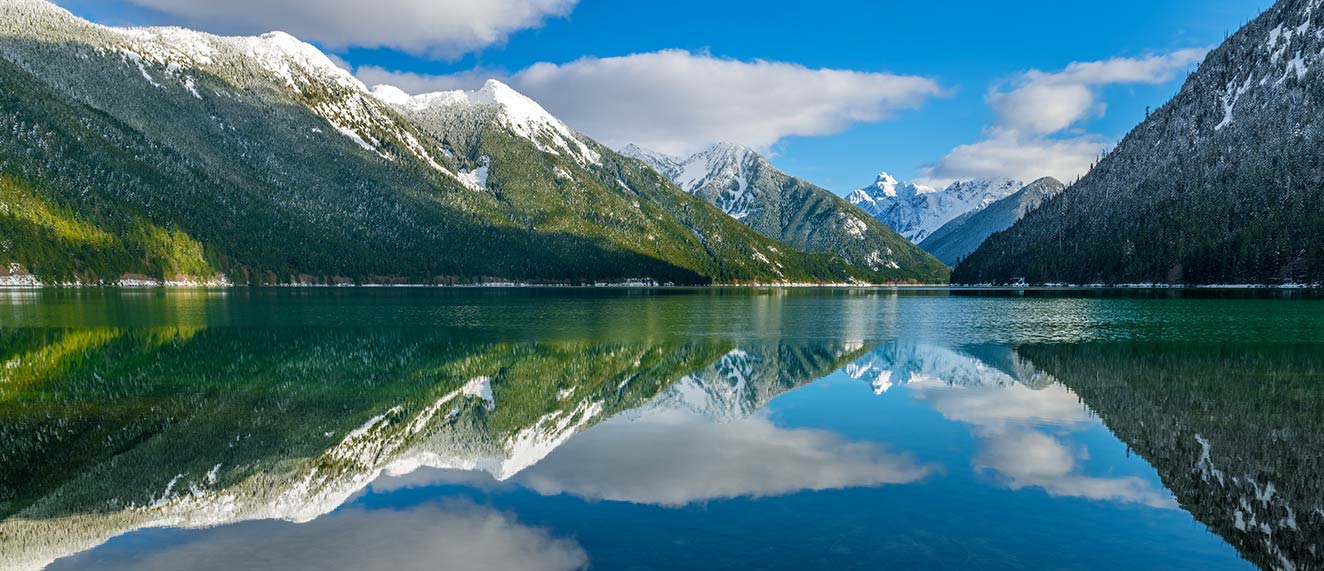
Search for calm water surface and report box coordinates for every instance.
[1,288,1321,571]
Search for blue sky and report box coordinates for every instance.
[57,0,1265,193]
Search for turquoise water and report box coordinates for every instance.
[2,288,1321,570]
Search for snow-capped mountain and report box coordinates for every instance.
[0,0,886,286]
[373,80,602,169]
[621,143,950,282]
[848,173,1023,243]
[956,0,1324,285]
[621,142,764,219]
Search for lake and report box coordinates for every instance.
[1,288,1321,571]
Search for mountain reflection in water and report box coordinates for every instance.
[0,290,1318,571]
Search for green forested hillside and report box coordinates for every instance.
[0,0,880,286]
[954,0,1324,285]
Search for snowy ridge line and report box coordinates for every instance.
[849,174,1023,244]
[0,0,493,192]
[372,80,602,167]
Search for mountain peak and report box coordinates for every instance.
[619,144,683,174]
[707,141,755,155]
[696,142,761,168]
[617,143,949,281]
[1023,177,1066,194]
[850,173,1024,243]
[372,79,601,165]
[871,172,903,197]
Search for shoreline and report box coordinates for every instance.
[0,282,1318,290]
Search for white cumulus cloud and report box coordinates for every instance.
[920,49,1206,187]
[123,0,578,58]
[990,49,1206,136]
[918,133,1110,188]
[369,409,933,506]
[512,409,932,506]
[975,427,1176,508]
[911,381,1176,508]
[358,50,944,156]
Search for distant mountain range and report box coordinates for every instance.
[919,177,1065,266]
[954,0,1324,285]
[619,143,948,281]
[847,173,1023,243]
[0,0,948,286]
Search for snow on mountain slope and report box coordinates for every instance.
[622,142,763,218]
[0,0,461,180]
[4,0,595,192]
[848,173,1023,243]
[919,177,1066,266]
[618,144,681,175]
[373,81,601,167]
[620,143,951,282]
[955,0,1324,286]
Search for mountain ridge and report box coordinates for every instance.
[0,0,925,286]
[620,142,950,283]
[848,172,1023,243]
[919,177,1065,266]
[954,0,1324,285]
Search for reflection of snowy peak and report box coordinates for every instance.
[630,343,871,423]
[0,379,605,571]
[844,343,1047,394]
[0,338,711,571]
[635,349,763,423]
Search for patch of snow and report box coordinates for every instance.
[456,157,491,191]
[121,51,161,88]
[862,250,899,271]
[500,400,604,479]
[333,125,374,152]
[1217,75,1255,131]
[344,410,394,442]
[461,376,495,407]
[840,212,869,239]
[372,80,601,166]
[116,278,162,287]
[1269,24,1286,49]
[151,474,184,508]
[1278,52,1308,85]
[1194,434,1225,486]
